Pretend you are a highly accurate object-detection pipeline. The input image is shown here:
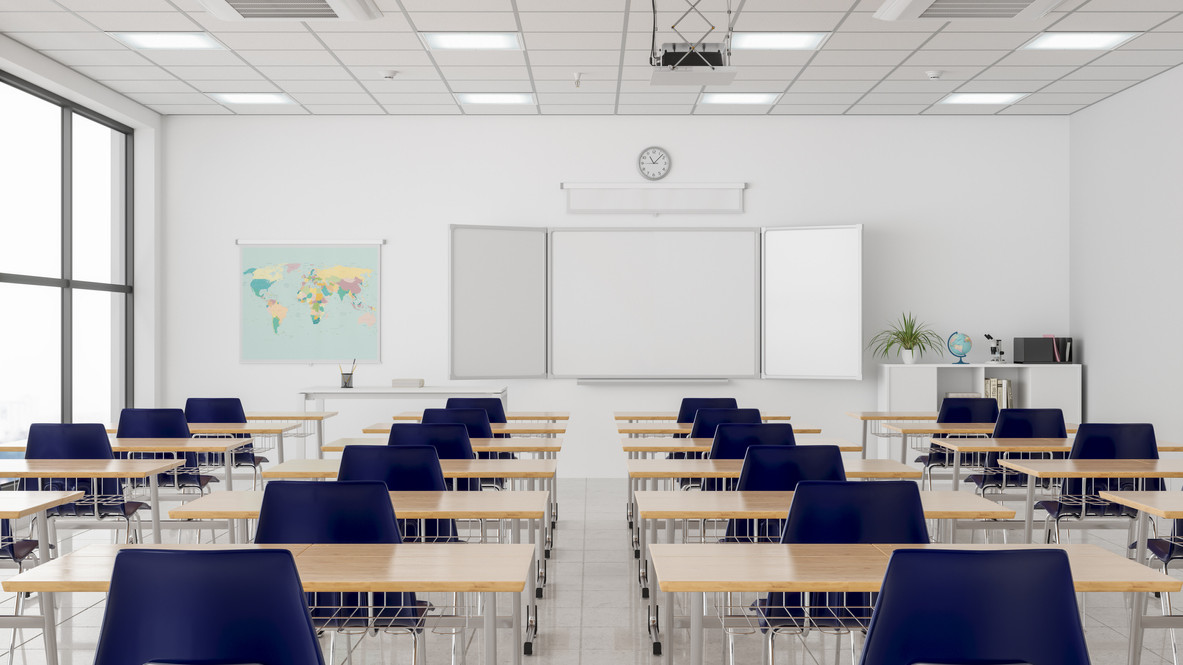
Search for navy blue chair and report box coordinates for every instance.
[423,408,503,489]
[704,424,797,491]
[723,444,846,543]
[388,423,479,491]
[676,398,738,424]
[858,549,1090,665]
[255,481,426,653]
[184,397,267,487]
[23,423,147,541]
[93,548,325,665]
[1037,423,1159,543]
[967,408,1067,492]
[757,481,928,661]
[915,397,999,488]
[116,408,215,493]
[445,398,507,424]
[338,445,460,542]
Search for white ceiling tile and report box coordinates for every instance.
[372,92,457,104]
[289,92,376,104]
[694,105,772,114]
[1063,64,1169,79]
[621,65,658,79]
[103,79,196,93]
[1123,32,1183,50]
[304,15,413,32]
[0,12,95,31]
[770,104,853,114]
[9,32,124,50]
[315,31,424,50]
[362,79,449,93]
[350,66,440,80]
[823,32,933,50]
[955,80,1050,93]
[845,104,932,114]
[1091,50,1183,66]
[431,50,527,67]
[779,92,863,104]
[536,92,616,104]
[254,65,352,80]
[0,0,67,9]
[73,64,176,79]
[524,32,623,50]
[401,0,513,10]
[1080,0,1183,9]
[1038,79,1136,93]
[616,104,694,114]
[532,65,619,80]
[536,79,615,92]
[236,50,338,66]
[279,79,367,93]
[1051,12,1176,31]
[619,80,698,92]
[529,50,621,66]
[839,13,946,33]
[539,104,615,114]
[334,50,433,66]
[42,49,150,66]
[789,80,878,92]
[127,91,217,104]
[994,50,1105,66]
[999,104,1085,114]
[974,66,1076,80]
[922,32,1037,51]
[188,11,325,33]
[58,0,177,9]
[189,79,281,92]
[461,105,539,114]
[1018,92,1109,105]
[75,11,201,31]
[905,50,1008,66]
[448,80,535,92]
[923,104,1007,114]
[732,66,803,80]
[731,12,846,32]
[410,12,519,31]
[887,66,985,81]
[517,0,626,10]
[1156,15,1183,31]
[225,105,309,114]
[797,65,894,79]
[617,92,701,104]
[942,14,1063,32]
[147,104,231,114]
[213,32,326,51]
[808,50,911,66]
[382,104,461,114]
[859,91,946,104]
[303,104,386,114]
[871,80,962,92]
[138,49,246,66]
[743,0,857,10]
[164,65,266,80]
[728,51,816,67]
[703,81,794,92]
[438,66,530,79]
[524,12,625,32]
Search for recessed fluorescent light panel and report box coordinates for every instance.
[456,93,535,105]
[208,92,294,105]
[110,32,223,50]
[731,32,829,50]
[1023,32,1139,50]
[700,92,781,105]
[421,32,522,50]
[941,93,1027,105]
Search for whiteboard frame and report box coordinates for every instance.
[548,227,762,380]
[450,224,549,380]
[761,224,863,381]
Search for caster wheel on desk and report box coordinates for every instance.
[536,587,543,599]
[524,642,533,656]
[642,587,649,598]
[634,549,640,559]
[653,643,662,656]
[545,549,551,559]
[628,520,633,529]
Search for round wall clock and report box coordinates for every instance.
[638,146,671,181]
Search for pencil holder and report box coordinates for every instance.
[340,372,353,389]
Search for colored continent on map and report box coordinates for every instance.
[242,263,376,333]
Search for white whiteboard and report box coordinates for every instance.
[451,225,547,378]
[763,225,862,380]
[550,229,760,378]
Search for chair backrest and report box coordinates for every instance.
[735,445,845,491]
[338,445,447,492]
[115,408,191,438]
[676,398,739,424]
[387,423,475,459]
[184,397,247,424]
[25,423,113,460]
[445,398,507,423]
[859,549,1090,665]
[421,408,494,439]
[991,408,1067,438]
[688,408,762,439]
[254,481,402,544]
[1070,423,1158,460]
[781,481,929,544]
[936,397,999,424]
[94,549,325,665]
[709,423,796,459]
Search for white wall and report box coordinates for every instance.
[161,114,1070,477]
[1070,66,1183,442]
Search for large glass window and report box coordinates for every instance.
[0,71,132,448]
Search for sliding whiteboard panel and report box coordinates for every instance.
[550,228,760,378]
[451,225,547,378]
[763,225,862,380]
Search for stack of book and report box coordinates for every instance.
[984,378,1014,409]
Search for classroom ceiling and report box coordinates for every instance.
[2,0,1182,116]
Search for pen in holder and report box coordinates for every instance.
[339,359,356,389]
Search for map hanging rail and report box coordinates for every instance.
[235,240,387,245]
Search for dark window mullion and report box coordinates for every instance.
[61,107,72,424]
[125,133,135,407]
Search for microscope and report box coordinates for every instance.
[984,334,1005,363]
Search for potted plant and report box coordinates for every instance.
[868,312,944,364]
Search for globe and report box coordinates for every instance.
[947,332,972,364]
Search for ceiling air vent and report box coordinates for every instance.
[196,0,382,21]
[874,0,1066,21]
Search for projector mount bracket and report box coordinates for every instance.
[650,0,733,69]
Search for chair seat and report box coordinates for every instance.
[1147,538,1183,564]
[235,453,269,468]
[1035,499,1133,520]
[966,472,1029,490]
[1,539,39,563]
[101,501,148,519]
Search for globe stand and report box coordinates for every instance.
[947,332,972,365]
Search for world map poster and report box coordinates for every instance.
[240,244,380,362]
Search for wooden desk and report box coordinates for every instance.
[364,421,567,436]
[614,412,792,422]
[618,423,821,436]
[109,437,254,492]
[0,459,182,544]
[394,410,570,422]
[3,542,535,665]
[105,422,302,463]
[621,437,860,456]
[846,411,938,459]
[323,436,563,456]
[648,542,1178,665]
[625,458,919,481]
[880,422,1079,465]
[998,459,1183,544]
[246,411,337,460]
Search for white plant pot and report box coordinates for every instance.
[901,349,918,365]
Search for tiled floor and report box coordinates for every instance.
[1,478,1181,664]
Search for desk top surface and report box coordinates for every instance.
[0,437,255,454]
[625,458,920,480]
[364,422,567,435]
[929,437,1183,453]
[619,437,859,453]
[2,542,535,593]
[883,423,1079,435]
[262,458,558,479]
[648,543,1179,593]
[0,491,86,519]
[169,490,550,520]
[999,459,1183,478]
[1098,491,1183,519]
[613,412,792,422]
[618,423,822,435]
[300,386,507,396]
[104,423,300,435]
[323,437,563,453]
[633,490,1012,520]
[0,459,183,477]
[393,411,570,421]
[246,411,338,421]
[846,411,939,421]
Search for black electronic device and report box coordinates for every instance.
[1013,337,1073,364]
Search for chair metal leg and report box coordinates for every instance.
[1165,562,1180,665]
[764,631,774,665]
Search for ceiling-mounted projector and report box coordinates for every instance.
[196,0,382,21]
[650,43,737,86]
[874,0,1066,21]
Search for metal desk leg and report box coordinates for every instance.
[35,508,53,561]
[952,450,961,491]
[1128,511,1150,665]
[861,420,869,460]
[690,590,704,665]
[652,517,675,657]
[316,419,325,460]
[40,591,58,665]
[276,432,286,464]
[224,449,234,492]
[513,589,522,665]
[900,433,908,464]
[1022,480,1036,543]
[483,590,497,665]
[638,513,649,597]
[149,474,162,544]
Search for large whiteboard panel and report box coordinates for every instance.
[763,225,862,380]
[550,229,760,378]
[451,225,547,378]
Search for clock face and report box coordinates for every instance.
[638,146,671,180]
